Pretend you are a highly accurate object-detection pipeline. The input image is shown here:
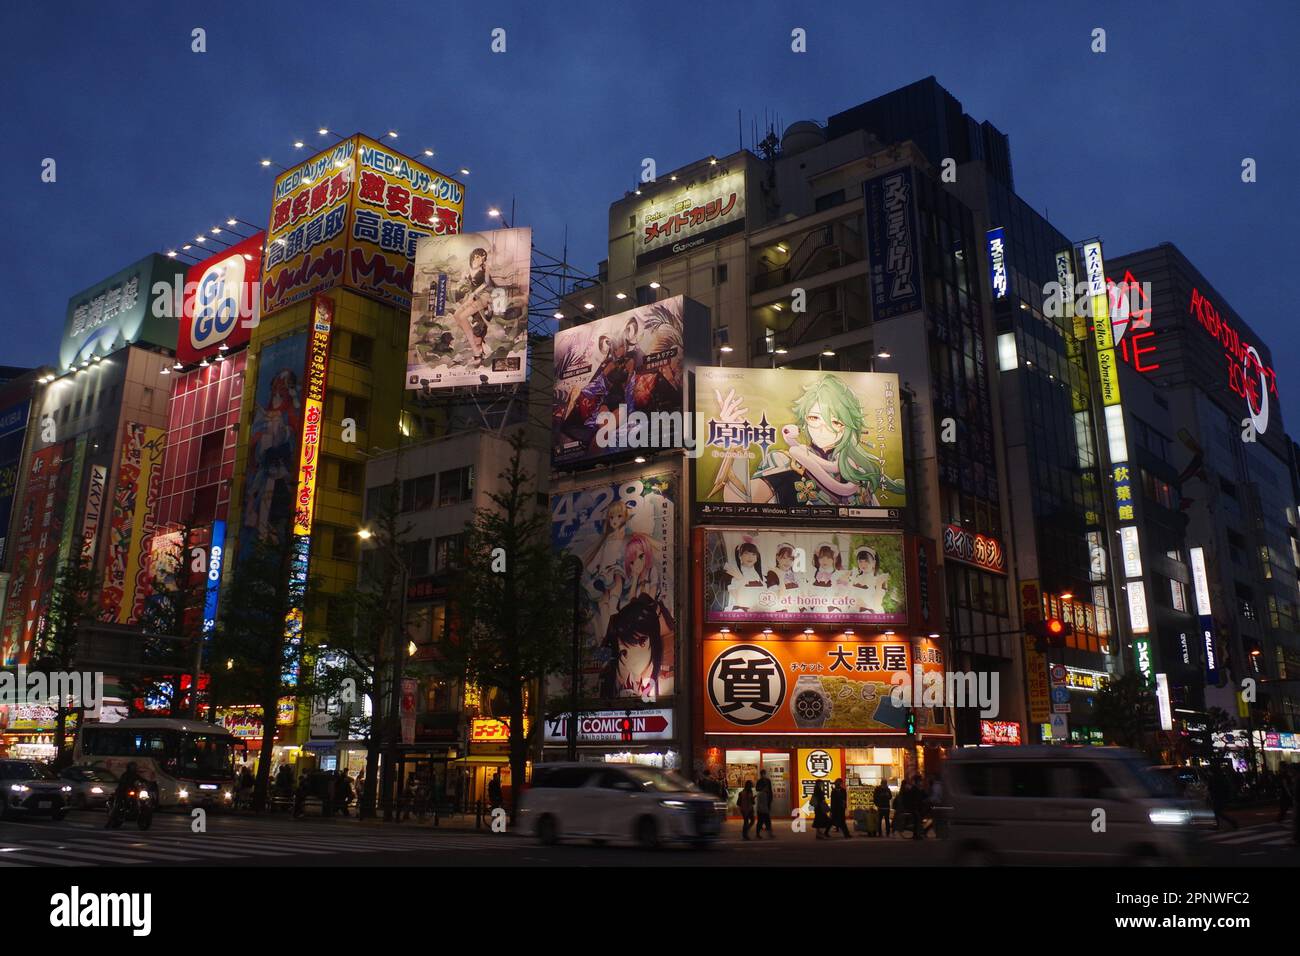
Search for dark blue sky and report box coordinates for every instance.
[3,1,1297,419]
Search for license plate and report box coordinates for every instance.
[37,800,51,808]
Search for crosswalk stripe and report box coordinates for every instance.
[61,839,274,860]
[11,845,159,865]
[1202,825,1289,845]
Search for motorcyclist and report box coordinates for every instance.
[114,761,144,802]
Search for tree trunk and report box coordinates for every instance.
[360,734,380,819]
[508,683,526,826]
[254,691,277,812]
[53,706,70,770]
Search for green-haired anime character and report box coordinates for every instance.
[716,374,904,507]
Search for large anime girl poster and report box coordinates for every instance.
[694,367,906,521]
[240,332,307,557]
[551,473,676,702]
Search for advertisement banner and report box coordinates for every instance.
[694,366,905,520]
[97,424,164,624]
[703,638,936,735]
[702,528,906,625]
[0,445,68,665]
[241,332,308,553]
[864,167,924,320]
[261,135,466,316]
[633,166,746,267]
[203,520,226,634]
[543,709,674,744]
[124,426,166,624]
[60,253,185,369]
[551,473,676,701]
[407,227,531,389]
[552,296,692,468]
[400,677,418,745]
[941,524,1007,574]
[180,231,264,363]
[0,398,31,567]
[293,296,333,537]
[987,226,1007,299]
[1020,579,1051,726]
[795,747,842,818]
[80,464,107,564]
[57,435,87,566]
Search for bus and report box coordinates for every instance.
[74,718,239,809]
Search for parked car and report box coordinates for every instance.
[945,746,1209,866]
[518,763,726,849]
[0,759,72,821]
[59,764,118,810]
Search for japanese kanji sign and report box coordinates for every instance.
[633,165,745,267]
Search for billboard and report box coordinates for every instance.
[0,398,31,566]
[407,227,531,389]
[99,423,166,624]
[293,296,333,537]
[262,135,465,316]
[241,332,308,551]
[864,168,924,320]
[179,231,264,363]
[702,637,940,734]
[553,296,704,468]
[694,367,905,521]
[633,166,746,267]
[551,473,676,701]
[0,445,69,665]
[702,529,906,625]
[61,253,185,370]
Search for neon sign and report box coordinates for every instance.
[1189,287,1274,434]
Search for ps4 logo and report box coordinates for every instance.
[191,253,251,350]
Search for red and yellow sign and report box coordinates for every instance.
[795,747,842,818]
[1020,579,1051,725]
[293,295,333,537]
[703,638,943,735]
[262,134,465,315]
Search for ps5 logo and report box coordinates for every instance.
[191,253,249,351]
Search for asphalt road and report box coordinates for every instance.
[0,806,1295,867]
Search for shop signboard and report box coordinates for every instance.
[986,227,1007,299]
[702,528,906,625]
[795,747,842,818]
[407,227,531,390]
[180,231,264,363]
[1020,579,1051,726]
[543,710,673,744]
[60,253,184,370]
[98,423,165,625]
[551,473,676,702]
[0,398,30,567]
[694,366,905,521]
[941,524,1006,574]
[703,638,942,735]
[0,445,68,665]
[979,720,1021,746]
[864,168,923,320]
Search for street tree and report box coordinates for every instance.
[1094,672,1156,751]
[437,430,570,822]
[31,547,98,768]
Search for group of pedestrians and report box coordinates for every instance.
[734,770,776,839]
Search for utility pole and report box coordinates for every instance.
[566,554,582,761]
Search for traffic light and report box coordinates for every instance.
[619,716,634,742]
[905,709,916,736]
[1027,617,1074,651]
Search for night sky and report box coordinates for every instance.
[3,1,1297,420]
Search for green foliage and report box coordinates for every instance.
[1093,671,1155,749]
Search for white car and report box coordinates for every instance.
[518,763,726,849]
[945,746,1209,866]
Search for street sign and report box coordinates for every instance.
[1051,686,1070,704]
[1049,713,1069,739]
[1050,664,1067,684]
[1053,703,1072,714]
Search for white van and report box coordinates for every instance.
[518,763,727,849]
[945,746,1208,865]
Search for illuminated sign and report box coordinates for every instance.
[1188,287,1276,435]
[180,232,264,363]
[1155,673,1173,731]
[1056,248,1083,341]
[987,227,1007,299]
[80,464,107,564]
[543,710,674,743]
[1097,346,1122,406]
[202,520,226,635]
[1189,547,1220,685]
[470,717,511,742]
[1119,526,1143,578]
[634,165,746,267]
[979,720,1020,746]
[1064,667,1111,691]
[942,524,1007,575]
[796,747,842,818]
[60,254,184,369]
[293,296,332,537]
[865,168,924,320]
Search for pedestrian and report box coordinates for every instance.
[400,775,416,821]
[488,771,504,811]
[811,780,831,838]
[1208,767,1238,831]
[1277,766,1294,824]
[924,774,945,837]
[738,780,756,840]
[334,771,353,818]
[756,777,774,839]
[292,773,310,819]
[873,778,893,837]
[893,779,911,837]
[830,778,852,838]
[909,774,926,839]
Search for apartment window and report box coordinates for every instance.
[365,484,397,518]
[349,334,374,366]
[814,189,845,212]
[342,394,370,429]
[435,534,463,572]
[402,473,436,512]
[337,460,364,495]
[717,263,728,283]
[331,528,359,562]
[438,466,472,506]
[401,539,431,577]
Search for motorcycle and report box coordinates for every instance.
[106,785,155,830]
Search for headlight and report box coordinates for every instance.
[10,784,29,793]
[90,786,104,795]
[178,788,189,800]
[223,790,233,801]
[61,785,72,792]
[1149,808,1192,826]
[138,790,150,801]
[659,799,690,810]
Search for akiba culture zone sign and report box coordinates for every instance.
[1188,286,1275,436]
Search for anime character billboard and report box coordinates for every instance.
[553,296,707,468]
[694,367,905,522]
[407,227,531,389]
[551,474,676,701]
[703,529,906,625]
[241,332,307,555]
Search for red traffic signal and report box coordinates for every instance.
[1046,618,1065,637]
[1027,617,1074,650]
[619,717,634,742]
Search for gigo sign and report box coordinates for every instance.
[180,232,264,363]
